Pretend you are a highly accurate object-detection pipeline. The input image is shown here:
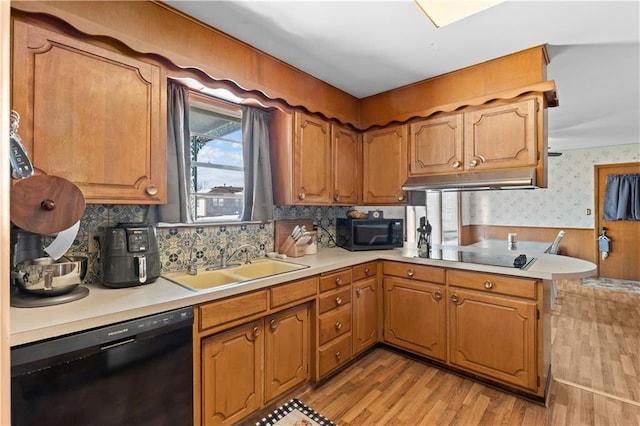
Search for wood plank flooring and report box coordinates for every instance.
[250,279,640,425]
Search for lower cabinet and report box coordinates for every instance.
[352,261,379,355]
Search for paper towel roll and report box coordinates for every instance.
[44,221,81,260]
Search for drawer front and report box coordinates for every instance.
[199,290,268,331]
[318,287,351,314]
[270,276,317,309]
[319,269,352,293]
[318,333,352,377]
[447,270,537,299]
[318,304,351,345]
[383,261,445,284]
[352,261,378,282]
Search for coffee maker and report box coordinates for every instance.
[101,223,160,288]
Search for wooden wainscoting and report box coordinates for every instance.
[461,225,596,263]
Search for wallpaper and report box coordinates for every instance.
[463,143,640,228]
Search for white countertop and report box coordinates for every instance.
[10,245,596,347]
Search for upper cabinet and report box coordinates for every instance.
[409,97,539,177]
[270,110,361,205]
[362,125,408,204]
[11,20,167,204]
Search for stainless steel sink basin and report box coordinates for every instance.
[162,258,308,291]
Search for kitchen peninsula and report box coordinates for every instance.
[11,245,596,422]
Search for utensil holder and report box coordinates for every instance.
[279,236,306,258]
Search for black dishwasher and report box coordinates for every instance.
[11,306,194,426]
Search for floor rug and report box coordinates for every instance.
[255,399,336,426]
[581,277,640,294]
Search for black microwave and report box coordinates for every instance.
[336,218,404,251]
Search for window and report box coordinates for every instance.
[189,93,244,222]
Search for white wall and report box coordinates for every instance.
[463,143,640,228]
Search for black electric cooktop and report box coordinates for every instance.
[419,248,537,270]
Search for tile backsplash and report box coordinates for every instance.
[63,204,351,283]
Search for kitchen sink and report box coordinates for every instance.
[162,258,308,291]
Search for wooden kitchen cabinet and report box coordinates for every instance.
[352,261,379,355]
[447,270,539,391]
[362,124,408,204]
[264,304,309,402]
[270,110,360,205]
[11,20,166,204]
[383,262,447,361]
[409,97,538,176]
[201,320,263,426]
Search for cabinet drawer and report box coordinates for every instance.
[447,270,537,299]
[198,290,268,331]
[352,261,378,282]
[318,304,351,345]
[319,269,352,293]
[270,276,317,309]
[383,262,445,284]
[318,333,352,377]
[318,287,351,314]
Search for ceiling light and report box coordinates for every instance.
[415,0,505,28]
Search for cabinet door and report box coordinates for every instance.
[352,276,378,355]
[362,125,408,204]
[11,20,166,204]
[383,277,446,361]
[409,114,464,175]
[264,305,309,402]
[464,98,538,171]
[201,320,263,426]
[293,111,332,204]
[332,124,361,205]
[448,287,538,391]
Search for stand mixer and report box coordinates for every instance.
[417,216,432,258]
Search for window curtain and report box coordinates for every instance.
[241,106,273,221]
[603,173,640,221]
[156,80,192,223]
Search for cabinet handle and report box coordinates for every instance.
[335,321,342,331]
[335,351,342,361]
[356,288,362,297]
[334,192,340,201]
[469,159,479,168]
[270,319,278,330]
[252,326,260,337]
[336,277,343,286]
[452,160,461,169]
[484,280,494,290]
[298,192,306,200]
[335,296,343,305]
[146,184,159,196]
[407,269,415,277]
[451,294,459,303]
[434,291,442,300]
[364,268,370,276]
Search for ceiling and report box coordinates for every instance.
[165,0,640,152]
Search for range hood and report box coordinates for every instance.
[402,168,538,192]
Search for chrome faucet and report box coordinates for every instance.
[187,234,201,275]
[219,243,258,269]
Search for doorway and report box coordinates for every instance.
[594,162,640,280]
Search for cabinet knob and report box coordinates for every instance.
[469,159,479,168]
[298,192,306,200]
[335,296,343,305]
[364,268,370,276]
[270,319,278,330]
[334,192,340,201]
[335,321,342,331]
[146,184,159,196]
[356,288,362,297]
[336,277,343,286]
[452,160,461,169]
[40,199,55,211]
[252,326,260,337]
[451,294,459,303]
[335,351,342,361]
[434,290,442,301]
[406,269,415,277]
[484,280,494,290]
[398,194,405,201]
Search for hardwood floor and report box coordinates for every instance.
[252,279,640,425]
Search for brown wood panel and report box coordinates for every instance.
[270,276,317,309]
[352,261,378,281]
[595,162,640,280]
[463,224,596,263]
[198,290,268,332]
[318,304,351,345]
[383,261,446,284]
[317,332,352,378]
[447,270,537,300]
[319,269,352,293]
[318,287,351,315]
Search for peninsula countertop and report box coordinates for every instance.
[10,245,597,347]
